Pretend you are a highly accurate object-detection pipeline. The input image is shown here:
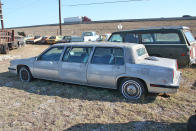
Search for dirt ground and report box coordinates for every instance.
[0,45,195,131]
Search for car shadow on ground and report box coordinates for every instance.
[0,71,159,104]
[63,121,187,131]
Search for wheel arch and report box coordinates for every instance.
[116,76,149,92]
[17,65,30,74]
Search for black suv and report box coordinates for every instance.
[108,26,196,66]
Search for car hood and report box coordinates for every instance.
[137,56,177,70]
[10,57,36,65]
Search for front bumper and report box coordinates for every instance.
[8,67,17,74]
[148,71,181,94]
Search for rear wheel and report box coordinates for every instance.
[19,67,33,82]
[119,78,146,100]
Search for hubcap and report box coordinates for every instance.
[122,80,142,99]
[126,84,137,95]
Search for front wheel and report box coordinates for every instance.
[119,78,146,100]
[19,67,33,82]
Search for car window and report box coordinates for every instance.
[154,33,181,44]
[141,33,154,44]
[136,48,147,57]
[124,33,139,43]
[39,47,64,61]
[63,47,92,63]
[184,31,195,44]
[91,47,124,65]
[108,34,123,42]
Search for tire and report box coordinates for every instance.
[19,67,33,82]
[119,78,146,100]
[188,114,196,131]
[1,45,9,54]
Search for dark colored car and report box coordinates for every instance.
[108,26,196,66]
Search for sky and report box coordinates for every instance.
[1,0,196,28]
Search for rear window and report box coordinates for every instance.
[154,33,181,44]
[184,31,195,43]
[136,48,146,57]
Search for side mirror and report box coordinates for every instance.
[35,56,40,61]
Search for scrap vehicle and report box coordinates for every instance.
[57,36,71,43]
[0,29,19,54]
[26,36,41,44]
[8,42,181,100]
[82,31,100,42]
[46,36,63,44]
[108,26,196,66]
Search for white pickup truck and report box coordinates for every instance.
[82,31,100,42]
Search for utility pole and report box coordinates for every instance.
[58,0,62,35]
[0,0,4,29]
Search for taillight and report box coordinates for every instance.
[188,49,192,56]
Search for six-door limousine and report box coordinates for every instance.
[8,42,181,100]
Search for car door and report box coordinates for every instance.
[87,47,126,89]
[33,46,64,80]
[59,46,93,84]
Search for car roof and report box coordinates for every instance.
[53,42,142,49]
[113,26,190,33]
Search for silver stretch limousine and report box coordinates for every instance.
[9,42,181,100]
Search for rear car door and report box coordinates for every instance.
[87,47,125,89]
[33,46,64,80]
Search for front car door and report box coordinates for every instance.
[33,46,64,80]
[87,47,126,89]
[59,46,93,84]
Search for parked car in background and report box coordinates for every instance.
[34,36,48,44]
[8,42,181,100]
[24,34,34,42]
[46,36,63,44]
[82,31,100,42]
[108,26,196,66]
[58,36,71,43]
[26,36,41,44]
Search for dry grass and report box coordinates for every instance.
[0,45,195,131]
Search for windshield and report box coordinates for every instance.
[83,32,93,36]
[184,31,195,44]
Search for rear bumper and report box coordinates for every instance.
[190,57,196,64]
[148,71,181,94]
